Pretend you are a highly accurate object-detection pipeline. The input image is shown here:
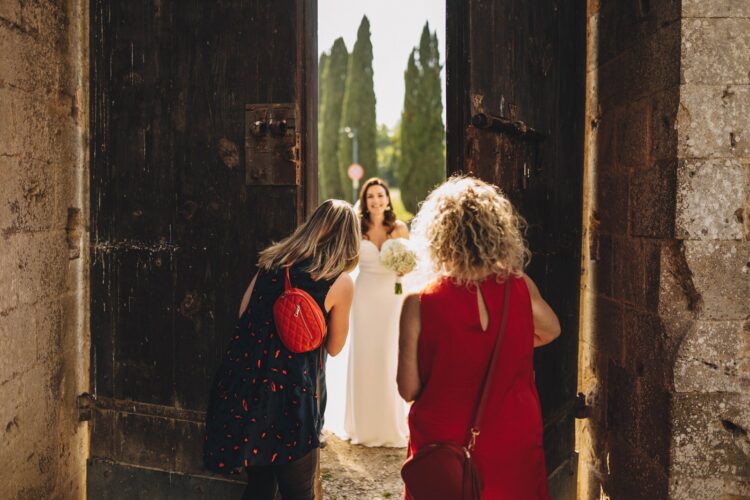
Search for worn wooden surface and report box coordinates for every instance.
[447,1,587,496]
[89,0,315,489]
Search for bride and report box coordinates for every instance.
[344,177,410,447]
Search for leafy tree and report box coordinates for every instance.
[397,22,445,214]
[376,124,398,187]
[318,38,349,200]
[338,16,377,201]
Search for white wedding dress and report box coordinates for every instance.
[343,239,409,447]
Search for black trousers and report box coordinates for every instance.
[243,448,318,500]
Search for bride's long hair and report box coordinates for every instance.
[258,199,361,281]
[358,178,397,236]
[410,176,530,285]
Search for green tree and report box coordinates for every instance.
[376,123,399,187]
[338,16,377,201]
[318,38,349,200]
[397,23,445,214]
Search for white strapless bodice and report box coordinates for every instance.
[358,239,397,276]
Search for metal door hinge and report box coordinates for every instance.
[77,392,96,422]
[574,392,590,419]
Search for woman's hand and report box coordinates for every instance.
[521,273,561,347]
[324,273,355,356]
[397,293,422,402]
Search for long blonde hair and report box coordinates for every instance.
[258,199,360,281]
[411,176,530,285]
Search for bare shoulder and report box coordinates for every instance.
[520,272,540,297]
[332,272,354,293]
[394,220,410,238]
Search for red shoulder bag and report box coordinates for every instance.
[401,280,512,500]
[273,266,327,353]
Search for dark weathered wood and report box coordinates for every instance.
[446,0,470,175]
[89,0,315,488]
[446,0,587,493]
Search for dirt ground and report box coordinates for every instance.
[319,431,407,499]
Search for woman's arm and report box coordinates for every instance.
[324,272,355,356]
[522,273,561,347]
[238,272,259,318]
[397,293,422,402]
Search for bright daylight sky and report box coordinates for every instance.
[318,0,446,130]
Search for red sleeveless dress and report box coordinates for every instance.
[407,275,550,500]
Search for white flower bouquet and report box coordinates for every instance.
[380,238,418,294]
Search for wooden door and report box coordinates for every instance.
[88,1,317,496]
[446,1,586,498]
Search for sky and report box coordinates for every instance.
[318,0,446,129]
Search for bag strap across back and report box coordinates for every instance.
[466,279,513,452]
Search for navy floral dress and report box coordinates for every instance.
[204,261,336,473]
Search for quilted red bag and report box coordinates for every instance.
[273,266,327,353]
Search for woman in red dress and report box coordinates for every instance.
[397,176,561,500]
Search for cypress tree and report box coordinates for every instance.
[397,23,445,214]
[338,16,377,201]
[318,38,349,200]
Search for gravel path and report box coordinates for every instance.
[319,431,407,499]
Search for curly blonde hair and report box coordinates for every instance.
[411,176,530,285]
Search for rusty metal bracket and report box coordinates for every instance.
[471,112,546,142]
[574,392,590,419]
[78,392,96,422]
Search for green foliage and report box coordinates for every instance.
[397,22,445,214]
[318,38,349,200]
[376,124,399,187]
[338,16,378,202]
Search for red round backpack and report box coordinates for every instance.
[273,266,327,353]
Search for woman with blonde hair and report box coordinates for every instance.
[205,199,359,500]
[398,176,560,499]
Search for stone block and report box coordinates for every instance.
[676,158,747,240]
[643,238,662,310]
[630,160,677,238]
[682,18,750,85]
[591,295,624,363]
[595,106,618,169]
[623,308,671,385]
[0,155,57,236]
[683,0,750,19]
[636,378,672,470]
[0,364,53,483]
[617,99,651,168]
[672,392,750,483]
[596,171,629,235]
[675,320,750,393]
[684,240,750,320]
[606,438,669,500]
[605,361,638,437]
[679,84,750,159]
[670,474,750,500]
[596,0,680,67]
[612,236,645,307]
[0,231,69,310]
[0,2,21,25]
[598,22,680,107]
[0,306,36,387]
[649,87,679,162]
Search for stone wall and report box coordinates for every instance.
[580,0,750,498]
[0,1,88,498]
[669,1,750,497]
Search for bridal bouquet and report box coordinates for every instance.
[380,238,418,294]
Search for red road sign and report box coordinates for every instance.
[347,163,364,181]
